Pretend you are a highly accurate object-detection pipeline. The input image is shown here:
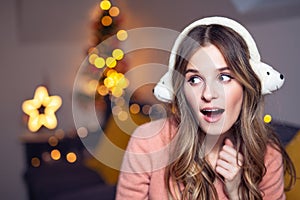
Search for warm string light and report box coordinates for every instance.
[42,152,51,162]
[110,97,154,121]
[88,49,125,68]
[54,129,65,140]
[35,152,76,166]
[31,157,40,167]
[85,1,130,100]
[109,6,120,17]
[48,136,59,147]
[106,57,117,68]
[51,149,61,160]
[94,57,105,68]
[142,105,151,115]
[264,114,272,123]
[30,151,78,167]
[28,127,79,167]
[101,16,112,26]
[97,85,109,96]
[129,104,140,114]
[77,127,88,138]
[117,30,128,41]
[101,69,129,97]
[112,49,124,60]
[66,152,77,163]
[100,0,111,10]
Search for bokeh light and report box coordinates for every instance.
[104,77,115,88]
[48,136,58,147]
[130,104,140,114]
[106,69,116,77]
[66,152,77,163]
[31,157,40,167]
[54,129,65,140]
[51,149,61,161]
[109,6,120,17]
[117,30,128,41]
[142,105,151,115]
[42,152,51,162]
[101,16,112,26]
[264,114,272,123]
[112,105,122,116]
[94,57,105,68]
[97,85,109,96]
[100,0,111,10]
[88,80,99,92]
[112,49,124,60]
[114,97,125,106]
[112,86,123,97]
[116,76,129,89]
[89,54,99,65]
[106,57,117,68]
[77,126,88,138]
[88,47,99,55]
[118,110,128,121]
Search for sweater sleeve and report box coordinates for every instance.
[259,145,285,200]
[116,118,173,200]
[116,126,152,200]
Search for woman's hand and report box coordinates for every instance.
[216,138,243,200]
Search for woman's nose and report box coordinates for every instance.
[201,83,218,102]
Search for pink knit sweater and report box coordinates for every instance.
[116,118,285,200]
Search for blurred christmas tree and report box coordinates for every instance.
[74,0,132,128]
[72,1,154,184]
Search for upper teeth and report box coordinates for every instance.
[203,109,219,112]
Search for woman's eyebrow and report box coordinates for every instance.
[218,67,230,71]
[185,67,230,74]
[185,69,199,74]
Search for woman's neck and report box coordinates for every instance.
[204,132,231,167]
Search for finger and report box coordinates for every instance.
[222,145,244,162]
[222,145,238,157]
[216,158,235,171]
[218,150,237,164]
[215,166,236,181]
[222,139,244,165]
[215,165,228,178]
[216,163,241,182]
[219,150,243,166]
[222,139,237,157]
[224,138,234,147]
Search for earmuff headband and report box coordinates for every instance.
[153,16,285,103]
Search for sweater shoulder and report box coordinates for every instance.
[127,117,177,153]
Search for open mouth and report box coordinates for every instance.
[200,108,225,122]
[201,108,224,116]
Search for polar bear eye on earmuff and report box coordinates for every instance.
[153,16,285,103]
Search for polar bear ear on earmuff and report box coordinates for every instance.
[153,16,285,103]
[250,61,285,95]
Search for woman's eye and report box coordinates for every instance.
[188,76,202,85]
[218,74,233,82]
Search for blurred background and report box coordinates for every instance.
[0,0,300,199]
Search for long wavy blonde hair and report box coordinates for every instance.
[165,24,296,199]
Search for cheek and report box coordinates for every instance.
[183,85,200,111]
[225,85,244,113]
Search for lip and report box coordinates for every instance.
[200,107,224,123]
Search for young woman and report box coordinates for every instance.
[116,17,295,200]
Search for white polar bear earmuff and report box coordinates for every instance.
[153,16,285,103]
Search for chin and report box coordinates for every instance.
[199,118,230,135]
[203,129,229,136]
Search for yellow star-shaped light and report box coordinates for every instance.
[22,86,62,132]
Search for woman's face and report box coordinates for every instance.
[183,44,243,135]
